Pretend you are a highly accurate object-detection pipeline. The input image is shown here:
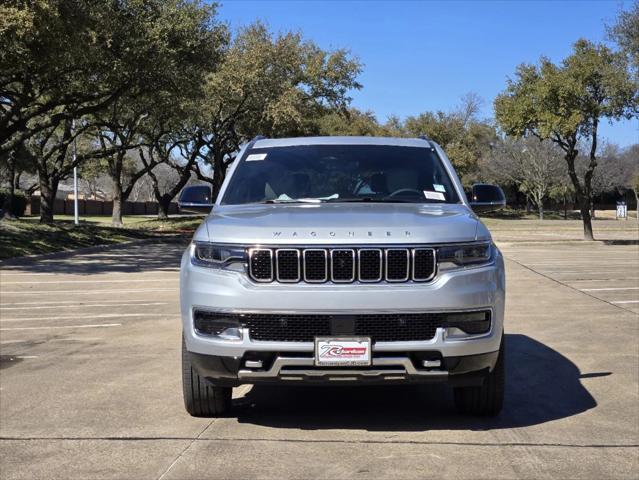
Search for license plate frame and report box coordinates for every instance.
[314,337,372,367]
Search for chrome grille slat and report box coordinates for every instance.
[412,248,436,281]
[248,246,436,284]
[358,249,383,282]
[385,249,410,282]
[275,249,300,282]
[303,249,328,282]
[249,248,273,282]
[331,249,355,282]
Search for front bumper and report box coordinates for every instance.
[180,246,505,385]
[188,348,499,387]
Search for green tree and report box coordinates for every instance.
[317,108,386,136]
[401,94,497,179]
[192,23,362,198]
[1,0,226,223]
[608,1,639,73]
[495,39,637,240]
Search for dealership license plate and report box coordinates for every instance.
[314,337,372,367]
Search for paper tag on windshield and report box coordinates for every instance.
[424,191,445,201]
[433,184,446,192]
[246,153,267,161]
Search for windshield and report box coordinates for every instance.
[221,144,460,205]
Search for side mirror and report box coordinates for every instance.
[178,185,214,214]
[469,184,506,214]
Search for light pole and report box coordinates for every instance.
[72,120,79,225]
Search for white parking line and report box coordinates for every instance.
[0,313,166,322]
[1,288,177,295]
[0,299,167,306]
[0,302,170,311]
[611,300,639,304]
[567,277,639,282]
[2,279,178,285]
[0,271,178,276]
[580,287,639,292]
[0,323,122,331]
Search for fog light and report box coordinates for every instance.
[444,311,490,335]
[193,311,243,340]
[217,327,243,341]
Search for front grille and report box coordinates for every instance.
[303,250,327,282]
[331,249,355,282]
[359,249,382,281]
[249,249,272,281]
[243,313,442,342]
[386,249,410,281]
[276,249,300,282]
[251,247,436,283]
[243,313,332,342]
[194,310,491,342]
[413,248,436,281]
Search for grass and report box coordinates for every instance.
[0,215,204,260]
[2,209,636,261]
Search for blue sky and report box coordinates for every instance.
[217,0,638,147]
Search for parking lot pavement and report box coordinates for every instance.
[1,238,638,479]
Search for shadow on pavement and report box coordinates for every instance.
[0,241,188,275]
[233,334,601,430]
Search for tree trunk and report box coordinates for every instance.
[539,204,544,220]
[39,180,58,224]
[579,197,594,241]
[157,194,171,220]
[2,155,16,219]
[112,181,124,227]
[563,196,567,220]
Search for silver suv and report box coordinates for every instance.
[179,136,506,417]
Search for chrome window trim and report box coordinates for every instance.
[248,248,273,282]
[275,248,301,283]
[330,248,356,283]
[358,248,383,282]
[303,249,328,283]
[412,247,437,282]
[385,248,410,282]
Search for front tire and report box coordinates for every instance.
[454,335,505,416]
[182,336,232,417]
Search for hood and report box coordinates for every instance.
[198,203,488,245]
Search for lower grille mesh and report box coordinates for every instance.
[193,311,489,342]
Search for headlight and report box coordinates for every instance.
[437,242,492,269]
[191,242,247,270]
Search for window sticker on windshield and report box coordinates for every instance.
[433,184,446,192]
[424,191,446,201]
[246,153,267,161]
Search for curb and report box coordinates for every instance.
[0,235,191,267]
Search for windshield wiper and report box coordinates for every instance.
[262,198,324,204]
[326,197,430,204]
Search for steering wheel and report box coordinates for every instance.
[386,188,424,198]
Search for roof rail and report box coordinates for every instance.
[418,134,431,141]
[251,135,266,142]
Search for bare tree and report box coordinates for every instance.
[486,138,564,219]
